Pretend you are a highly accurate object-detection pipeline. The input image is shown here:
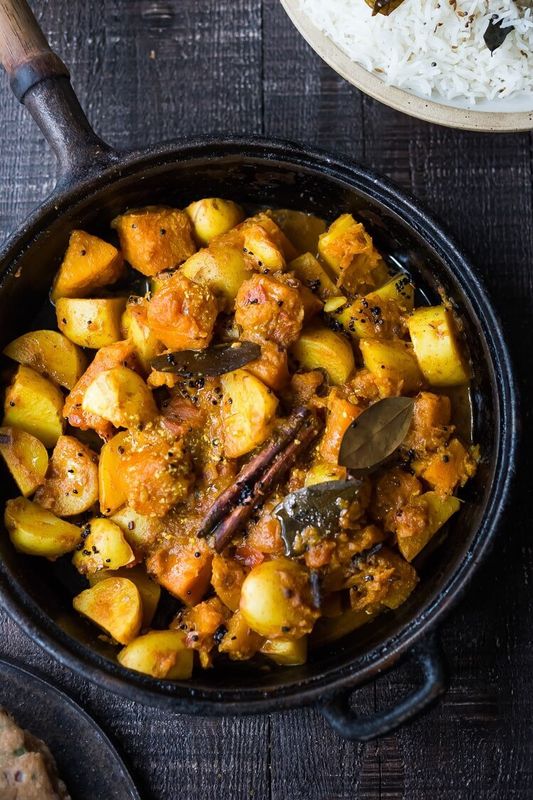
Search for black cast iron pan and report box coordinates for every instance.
[0,0,519,741]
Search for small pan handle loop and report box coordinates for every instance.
[0,0,115,179]
[320,632,446,741]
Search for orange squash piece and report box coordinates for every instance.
[52,230,124,300]
[112,206,196,276]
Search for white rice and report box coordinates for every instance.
[299,0,533,104]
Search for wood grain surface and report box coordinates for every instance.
[0,2,531,799]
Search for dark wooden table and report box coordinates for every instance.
[0,2,531,798]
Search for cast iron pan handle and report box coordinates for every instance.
[320,632,446,741]
[0,0,115,179]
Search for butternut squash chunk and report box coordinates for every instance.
[98,430,129,515]
[52,230,124,301]
[112,206,196,276]
[318,214,381,293]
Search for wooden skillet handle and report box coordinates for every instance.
[0,0,68,100]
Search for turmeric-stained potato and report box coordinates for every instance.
[241,213,298,266]
[98,430,129,515]
[211,554,246,612]
[269,209,327,256]
[120,301,163,372]
[318,214,381,293]
[90,564,161,627]
[82,366,157,429]
[220,369,279,458]
[0,427,48,497]
[235,273,304,347]
[72,517,135,575]
[289,252,338,300]
[311,607,377,646]
[240,558,319,639]
[64,340,139,440]
[244,340,290,392]
[260,636,308,666]
[52,230,124,301]
[360,339,423,394]
[291,325,355,386]
[304,461,348,487]
[396,491,461,562]
[111,206,196,276]
[3,365,64,448]
[3,329,87,391]
[5,497,81,558]
[34,435,98,516]
[407,305,470,387]
[118,630,193,679]
[366,272,414,312]
[146,272,218,350]
[73,577,142,645]
[56,297,126,349]
[180,238,251,309]
[185,198,244,245]
[111,507,163,554]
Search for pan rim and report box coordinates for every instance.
[0,136,519,713]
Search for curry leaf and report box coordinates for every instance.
[483,17,514,53]
[150,341,261,377]
[339,396,414,471]
[273,479,362,556]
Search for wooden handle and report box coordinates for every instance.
[0,0,50,74]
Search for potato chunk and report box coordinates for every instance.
[359,339,423,394]
[73,577,142,644]
[3,365,64,448]
[185,198,244,245]
[120,301,163,372]
[52,230,124,301]
[34,435,98,516]
[240,558,319,639]
[289,252,338,300]
[56,297,126,348]
[211,554,246,612]
[98,430,129,515]
[0,427,48,497]
[218,610,264,661]
[268,209,327,256]
[291,325,355,386]
[220,369,278,458]
[235,273,304,347]
[318,214,381,293]
[407,305,470,386]
[112,206,196,276]
[146,272,218,350]
[260,636,308,666]
[90,564,161,627]
[111,507,163,554]
[3,329,86,390]
[82,366,157,429]
[396,491,461,562]
[5,497,81,558]
[72,517,135,575]
[180,237,252,309]
[118,630,193,679]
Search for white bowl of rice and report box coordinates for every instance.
[280,0,533,130]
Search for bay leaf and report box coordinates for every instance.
[273,479,362,556]
[339,396,414,471]
[150,341,261,377]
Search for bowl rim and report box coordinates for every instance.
[0,136,520,713]
[279,0,533,133]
